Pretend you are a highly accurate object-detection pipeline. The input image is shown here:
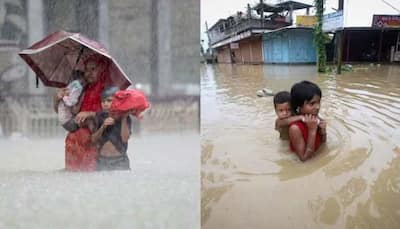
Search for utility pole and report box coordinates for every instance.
[151,0,159,96]
[247,4,252,19]
[381,0,400,13]
[337,0,344,74]
[289,3,294,25]
[314,0,327,72]
[205,21,212,55]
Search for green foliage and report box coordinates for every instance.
[313,0,327,73]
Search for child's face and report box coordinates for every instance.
[300,95,321,115]
[101,96,113,111]
[275,102,291,119]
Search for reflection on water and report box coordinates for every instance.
[346,156,400,229]
[201,64,400,228]
[0,133,199,229]
[323,147,371,177]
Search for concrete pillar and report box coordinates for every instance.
[150,0,160,96]
[27,0,45,94]
[250,41,253,62]
[98,0,109,49]
[156,0,172,96]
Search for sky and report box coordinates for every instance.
[200,0,400,48]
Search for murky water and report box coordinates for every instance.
[201,64,400,229]
[0,133,199,229]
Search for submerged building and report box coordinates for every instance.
[329,26,400,63]
[207,1,313,64]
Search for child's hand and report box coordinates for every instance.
[103,117,115,127]
[56,88,69,100]
[304,114,319,131]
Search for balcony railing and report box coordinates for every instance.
[209,18,290,45]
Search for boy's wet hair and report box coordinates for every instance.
[290,80,321,114]
[101,86,119,100]
[273,91,291,108]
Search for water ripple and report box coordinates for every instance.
[201,64,400,229]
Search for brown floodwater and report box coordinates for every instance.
[201,64,400,229]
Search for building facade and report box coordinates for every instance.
[207,1,312,64]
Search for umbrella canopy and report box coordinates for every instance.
[18,30,132,89]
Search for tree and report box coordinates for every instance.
[313,0,327,72]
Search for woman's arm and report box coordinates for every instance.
[75,111,96,125]
[71,90,85,115]
[86,117,96,133]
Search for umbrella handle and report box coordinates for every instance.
[73,45,85,70]
[69,46,86,83]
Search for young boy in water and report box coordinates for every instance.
[274,91,305,139]
[90,87,149,171]
[89,86,132,171]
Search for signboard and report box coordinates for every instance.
[323,10,343,32]
[230,43,239,49]
[372,15,400,28]
[296,15,317,27]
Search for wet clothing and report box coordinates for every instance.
[95,111,132,154]
[94,111,132,171]
[289,120,322,152]
[64,69,111,172]
[65,127,96,171]
[62,119,80,132]
[96,155,130,171]
[79,80,105,112]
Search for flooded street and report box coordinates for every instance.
[0,132,199,229]
[201,64,400,229]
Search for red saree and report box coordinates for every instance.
[65,128,96,171]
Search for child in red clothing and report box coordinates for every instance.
[288,81,327,162]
